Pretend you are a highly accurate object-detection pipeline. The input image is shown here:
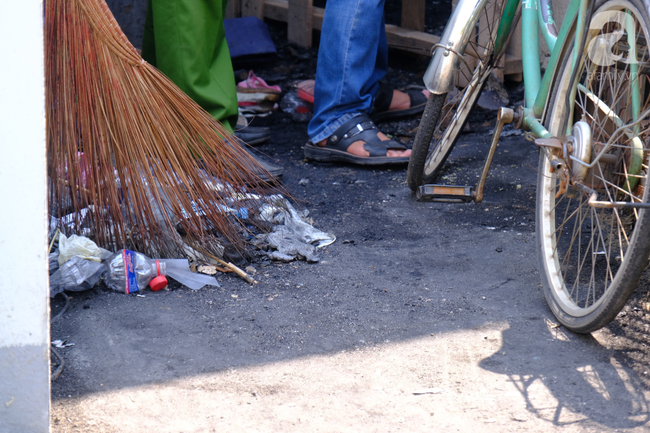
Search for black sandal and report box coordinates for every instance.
[303,113,409,165]
[371,85,428,123]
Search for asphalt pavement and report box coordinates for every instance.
[50,124,650,432]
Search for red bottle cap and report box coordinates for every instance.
[149,275,168,291]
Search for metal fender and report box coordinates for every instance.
[423,0,490,94]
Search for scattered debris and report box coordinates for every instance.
[58,233,111,266]
[49,250,60,274]
[198,265,218,275]
[50,208,92,239]
[280,90,312,122]
[245,266,257,275]
[195,249,257,285]
[215,266,232,273]
[412,388,443,395]
[164,259,220,290]
[49,255,106,297]
[255,197,335,262]
[51,340,75,348]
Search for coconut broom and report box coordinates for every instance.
[46,0,279,258]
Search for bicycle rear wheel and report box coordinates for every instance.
[407,0,510,190]
[537,0,650,333]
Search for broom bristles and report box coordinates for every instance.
[46,0,280,258]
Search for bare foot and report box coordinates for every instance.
[388,89,430,111]
[317,131,411,158]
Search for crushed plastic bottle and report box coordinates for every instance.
[280,90,313,122]
[103,251,219,293]
[104,250,167,294]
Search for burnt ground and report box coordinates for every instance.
[247,20,650,374]
[49,6,650,433]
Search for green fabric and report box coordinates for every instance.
[142,0,238,132]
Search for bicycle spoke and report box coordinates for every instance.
[551,196,581,242]
[566,196,594,304]
[537,0,650,331]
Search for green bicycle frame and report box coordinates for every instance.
[424,0,645,182]
[488,0,588,139]
[523,0,585,137]
[492,0,645,186]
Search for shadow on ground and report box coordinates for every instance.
[51,128,650,431]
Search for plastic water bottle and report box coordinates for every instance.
[104,250,167,294]
[280,90,313,122]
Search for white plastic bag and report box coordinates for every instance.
[58,233,105,266]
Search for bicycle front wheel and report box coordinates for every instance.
[407,0,510,190]
[538,0,650,333]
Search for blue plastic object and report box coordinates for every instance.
[224,16,277,67]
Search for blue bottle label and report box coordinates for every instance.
[123,250,139,294]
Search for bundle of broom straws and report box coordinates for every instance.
[46,0,277,258]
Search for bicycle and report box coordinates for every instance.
[406,0,650,333]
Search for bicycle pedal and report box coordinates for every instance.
[417,184,475,202]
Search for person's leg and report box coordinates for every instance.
[142,0,282,181]
[307,0,386,144]
[141,0,157,66]
[141,0,238,132]
[306,0,419,162]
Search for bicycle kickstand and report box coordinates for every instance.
[417,106,519,204]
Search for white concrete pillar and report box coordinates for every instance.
[0,1,51,432]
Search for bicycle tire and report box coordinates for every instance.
[407,93,446,189]
[407,0,510,191]
[537,0,650,333]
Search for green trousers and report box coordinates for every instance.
[142,0,238,132]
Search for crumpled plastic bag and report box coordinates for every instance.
[256,198,335,262]
[49,255,106,297]
[49,251,60,275]
[265,226,320,262]
[58,233,111,266]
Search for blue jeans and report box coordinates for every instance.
[307,0,388,143]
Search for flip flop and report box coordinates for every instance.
[303,113,409,166]
[236,70,282,94]
[236,71,281,114]
[371,85,428,123]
